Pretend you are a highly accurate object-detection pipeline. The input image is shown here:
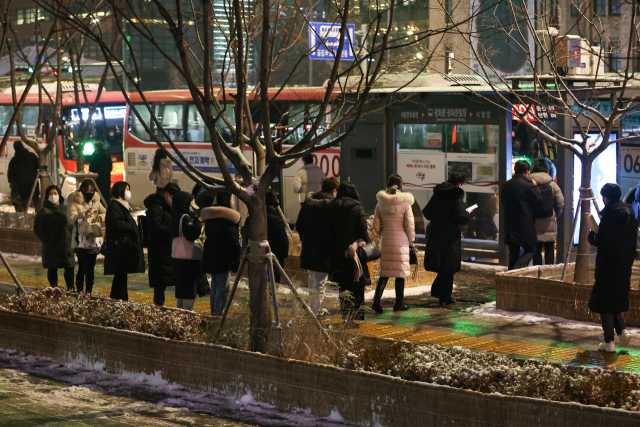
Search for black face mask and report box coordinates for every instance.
[83,192,94,203]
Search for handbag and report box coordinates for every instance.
[409,244,418,265]
[172,214,203,260]
[79,216,102,238]
[358,241,381,263]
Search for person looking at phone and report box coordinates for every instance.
[423,173,470,306]
[501,160,543,270]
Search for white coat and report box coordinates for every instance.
[148,158,174,189]
[293,163,325,202]
[373,190,416,278]
[67,190,106,249]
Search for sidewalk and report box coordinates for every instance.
[1,255,640,373]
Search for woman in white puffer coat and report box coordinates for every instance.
[371,175,415,313]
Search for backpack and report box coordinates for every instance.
[534,182,555,218]
[138,215,150,248]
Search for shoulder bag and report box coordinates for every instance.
[358,240,381,263]
[172,214,204,260]
[79,215,103,238]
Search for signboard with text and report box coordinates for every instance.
[394,105,501,124]
[309,22,356,61]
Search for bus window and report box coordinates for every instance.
[19,105,39,136]
[186,104,210,142]
[154,104,184,142]
[128,103,152,140]
[0,105,15,135]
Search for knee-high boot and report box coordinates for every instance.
[394,278,409,312]
[371,277,388,314]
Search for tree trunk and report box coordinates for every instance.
[574,158,592,284]
[254,151,266,177]
[247,190,272,353]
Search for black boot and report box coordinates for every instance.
[371,277,388,314]
[393,278,409,312]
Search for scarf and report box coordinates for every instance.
[345,238,367,282]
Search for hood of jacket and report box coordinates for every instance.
[304,191,334,206]
[43,197,65,212]
[331,197,362,211]
[376,189,414,207]
[69,189,101,206]
[201,206,241,223]
[433,182,464,199]
[171,191,194,217]
[529,172,553,185]
[144,193,171,211]
[602,201,636,226]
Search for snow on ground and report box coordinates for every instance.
[467,301,640,334]
[0,348,351,427]
[461,261,507,273]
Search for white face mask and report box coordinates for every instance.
[124,190,132,201]
[48,195,59,205]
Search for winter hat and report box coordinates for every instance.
[600,183,621,203]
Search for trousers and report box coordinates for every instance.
[533,241,555,266]
[75,249,97,294]
[508,243,536,270]
[210,272,230,316]
[338,281,364,320]
[110,273,128,301]
[601,312,626,343]
[431,272,454,303]
[47,267,74,290]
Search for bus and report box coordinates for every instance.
[123,88,340,221]
[0,88,127,197]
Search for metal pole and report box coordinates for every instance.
[0,250,26,295]
[272,257,333,344]
[217,246,249,333]
[276,206,293,238]
[267,254,284,357]
[561,197,582,281]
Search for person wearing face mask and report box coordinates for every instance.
[144,182,181,306]
[68,179,106,294]
[34,185,75,290]
[103,181,144,301]
[170,191,204,311]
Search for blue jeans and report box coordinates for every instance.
[210,272,230,315]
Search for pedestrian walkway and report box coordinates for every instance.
[3,271,640,374]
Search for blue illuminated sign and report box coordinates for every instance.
[309,22,356,61]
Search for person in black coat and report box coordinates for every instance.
[8,141,39,211]
[501,160,543,270]
[171,191,203,311]
[34,185,74,289]
[325,182,369,326]
[295,177,339,314]
[264,190,289,283]
[89,141,112,203]
[144,183,180,306]
[423,174,470,306]
[104,181,144,301]
[202,192,241,315]
[588,183,637,352]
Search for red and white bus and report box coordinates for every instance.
[123,88,340,221]
[0,88,127,196]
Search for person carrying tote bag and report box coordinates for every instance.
[170,191,203,311]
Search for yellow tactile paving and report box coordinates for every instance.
[3,273,640,372]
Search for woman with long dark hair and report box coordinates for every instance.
[325,182,369,327]
[371,175,415,313]
[148,148,173,194]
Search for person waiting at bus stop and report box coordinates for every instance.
[588,183,636,353]
[89,141,112,203]
[293,154,325,204]
[148,148,174,194]
[501,160,543,270]
[34,185,74,290]
[8,140,39,211]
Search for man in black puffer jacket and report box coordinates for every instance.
[144,183,180,306]
[588,183,638,353]
[266,190,289,283]
[296,177,339,314]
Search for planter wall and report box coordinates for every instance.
[496,263,640,327]
[0,229,41,256]
[0,309,638,426]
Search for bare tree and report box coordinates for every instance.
[450,0,640,283]
[43,0,482,351]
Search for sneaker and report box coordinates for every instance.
[598,342,616,353]
[619,329,631,347]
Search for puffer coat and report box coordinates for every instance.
[104,199,144,275]
[144,193,174,289]
[528,172,564,242]
[148,158,174,189]
[373,190,416,278]
[68,190,106,249]
[34,197,75,269]
[202,206,241,274]
[588,201,638,314]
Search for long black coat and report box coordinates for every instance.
[266,207,289,262]
[501,174,543,248]
[296,191,333,272]
[170,192,203,300]
[325,197,369,284]
[423,183,470,274]
[8,142,39,202]
[144,193,174,288]
[104,200,144,275]
[89,148,112,202]
[34,198,74,269]
[588,201,638,313]
[202,206,241,274]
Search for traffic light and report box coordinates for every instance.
[83,141,95,156]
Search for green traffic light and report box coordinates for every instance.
[83,141,95,156]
